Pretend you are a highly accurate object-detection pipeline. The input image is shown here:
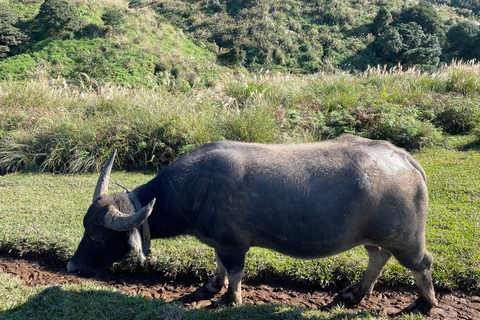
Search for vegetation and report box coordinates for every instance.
[0,3,28,58]
[0,0,480,85]
[1,1,480,318]
[1,61,480,174]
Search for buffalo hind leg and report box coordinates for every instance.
[206,251,229,293]
[395,250,437,314]
[212,249,246,307]
[342,245,392,303]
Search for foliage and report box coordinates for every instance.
[2,61,480,173]
[128,0,147,12]
[374,22,442,71]
[371,7,393,34]
[157,0,329,72]
[446,21,480,60]
[35,0,81,39]
[101,8,126,34]
[398,1,444,37]
[426,0,480,15]
[0,53,37,80]
[0,3,28,57]
[1,0,479,83]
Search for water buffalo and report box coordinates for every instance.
[67,134,437,314]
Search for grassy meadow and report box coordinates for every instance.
[1,62,480,319]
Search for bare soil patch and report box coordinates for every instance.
[1,252,479,319]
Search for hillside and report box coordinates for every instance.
[0,0,480,87]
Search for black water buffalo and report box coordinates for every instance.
[67,134,437,314]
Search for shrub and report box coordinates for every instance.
[374,22,441,71]
[434,103,480,134]
[35,0,81,38]
[399,1,444,36]
[0,53,37,80]
[101,8,126,34]
[72,49,114,84]
[446,21,480,60]
[371,7,392,34]
[0,3,28,57]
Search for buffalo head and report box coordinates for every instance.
[67,150,155,278]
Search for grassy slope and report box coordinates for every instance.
[2,61,480,174]
[0,0,227,88]
[2,0,480,86]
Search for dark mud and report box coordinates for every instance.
[1,252,479,319]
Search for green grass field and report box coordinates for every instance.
[0,137,479,319]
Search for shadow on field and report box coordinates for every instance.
[459,138,480,151]
[1,286,377,320]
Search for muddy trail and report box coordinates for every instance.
[1,252,479,319]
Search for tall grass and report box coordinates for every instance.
[1,61,480,173]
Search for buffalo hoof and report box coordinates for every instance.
[341,283,366,304]
[206,277,226,293]
[212,292,241,308]
[404,297,434,315]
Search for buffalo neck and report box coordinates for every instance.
[132,175,190,239]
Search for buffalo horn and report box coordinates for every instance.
[104,198,156,231]
[93,149,117,202]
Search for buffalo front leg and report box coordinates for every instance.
[212,249,246,307]
[342,245,392,303]
[206,250,228,293]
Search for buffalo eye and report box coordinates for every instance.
[90,234,106,243]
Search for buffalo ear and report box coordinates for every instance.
[104,198,156,232]
[93,150,117,202]
[128,228,146,264]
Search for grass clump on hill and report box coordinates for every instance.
[1,61,480,173]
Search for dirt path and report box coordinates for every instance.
[1,252,479,319]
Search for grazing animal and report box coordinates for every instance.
[67,134,437,314]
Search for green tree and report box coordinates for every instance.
[399,1,443,36]
[0,4,27,57]
[101,9,126,34]
[446,21,480,59]
[129,0,146,12]
[375,22,441,70]
[372,7,393,34]
[36,0,81,38]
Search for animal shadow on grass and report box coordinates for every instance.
[1,286,378,320]
[459,138,480,151]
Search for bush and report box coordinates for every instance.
[0,53,37,80]
[72,49,114,84]
[446,21,480,60]
[101,8,126,34]
[0,3,28,57]
[374,22,441,71]
[35,0,81,38]
[434,103,480,134]
[371,7,392,34]
[399,1,444,36]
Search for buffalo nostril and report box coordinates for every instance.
[67,260,79,273]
